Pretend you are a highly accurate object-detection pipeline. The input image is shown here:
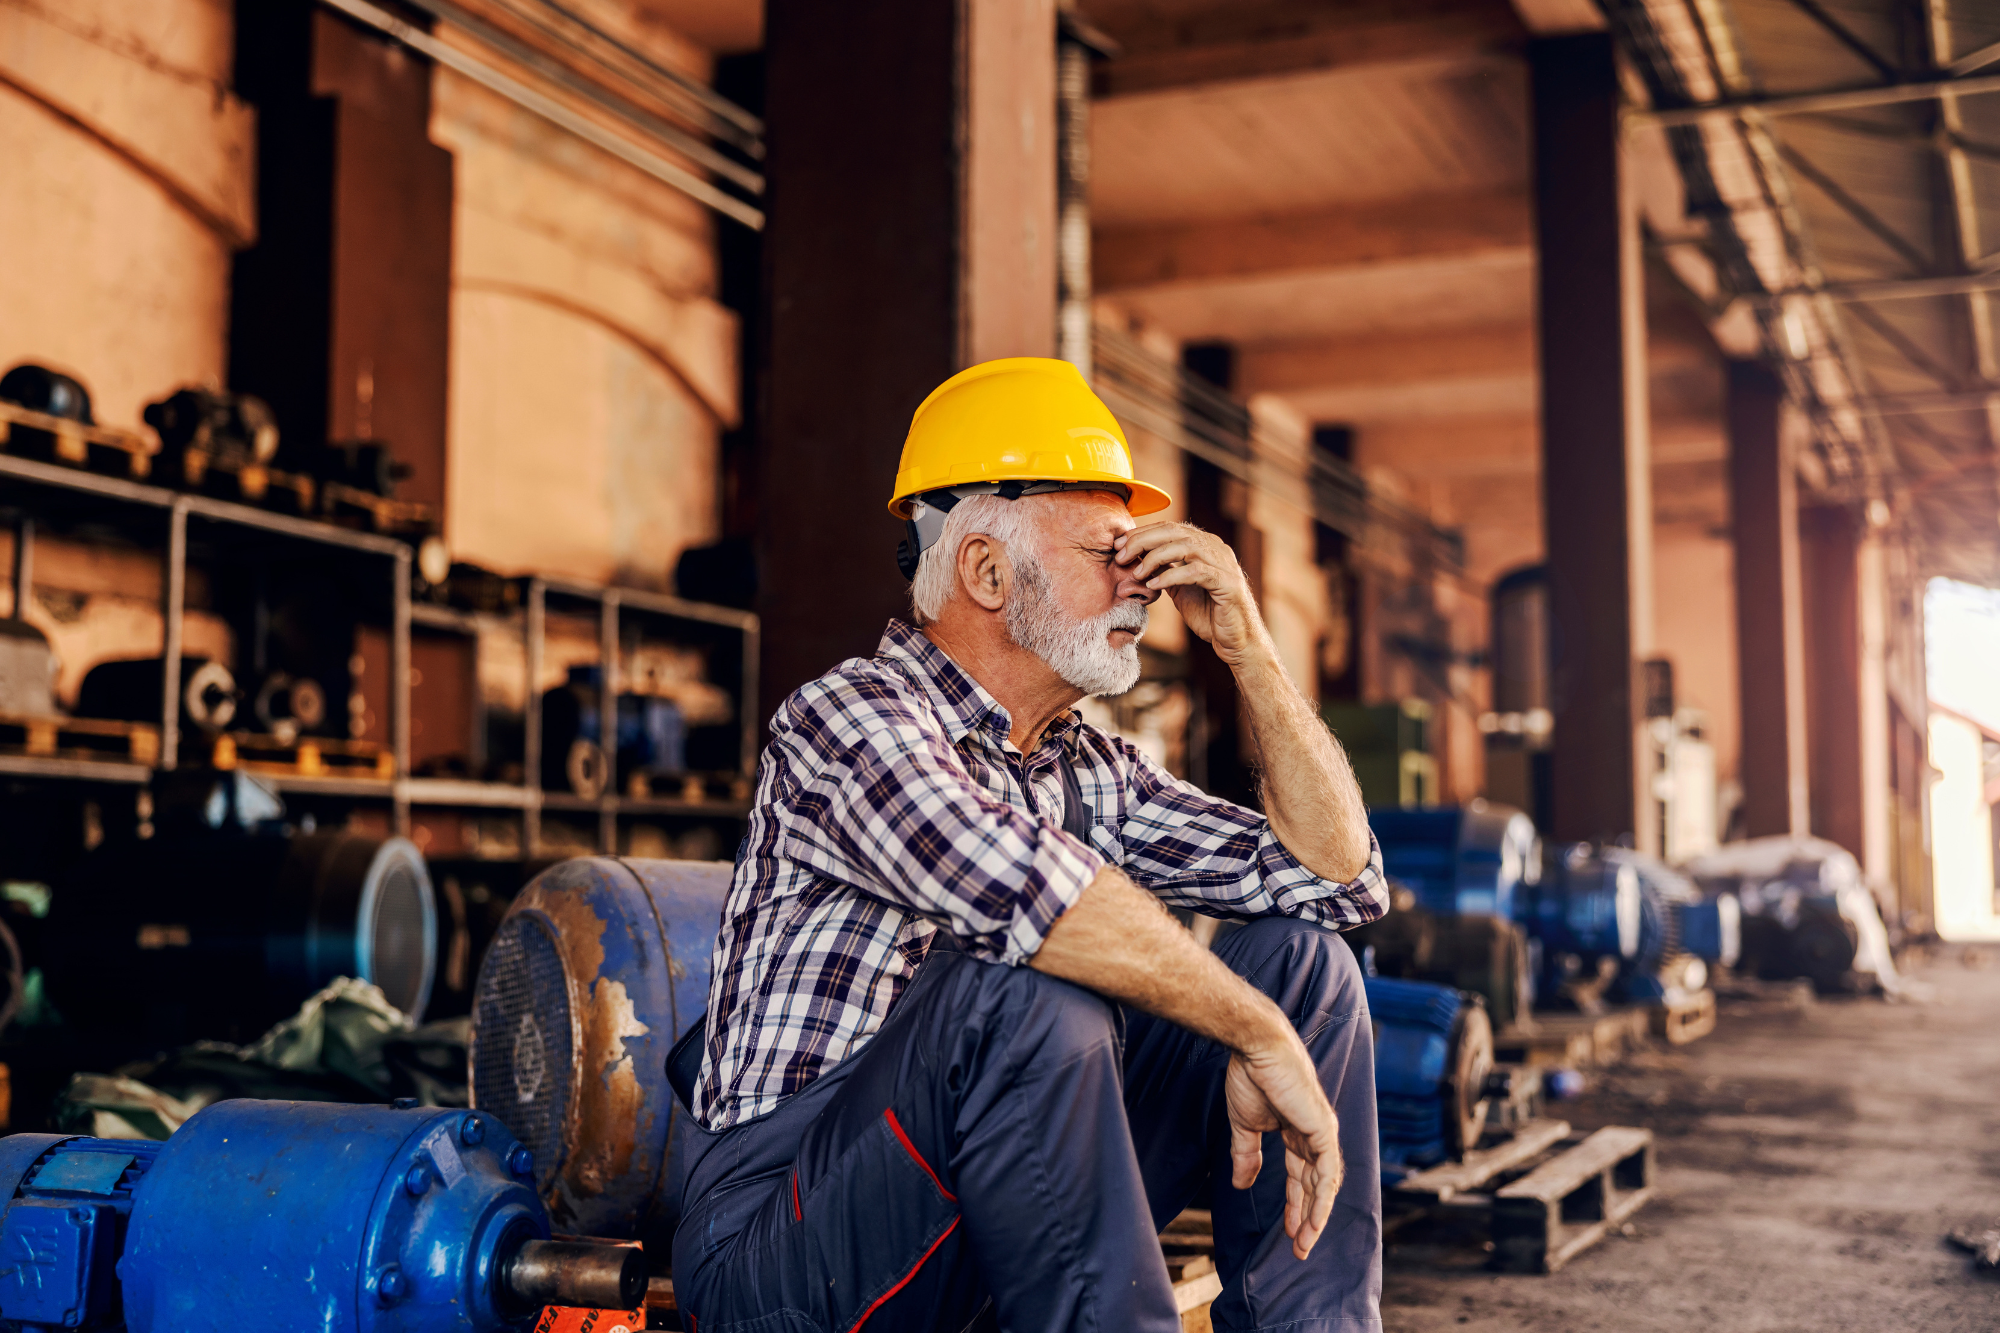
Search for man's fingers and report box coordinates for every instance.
[1113,521,1196,561]
[1128,539,1204,582]
[1229,1118,1264,1190]
[1143,562,1223,594]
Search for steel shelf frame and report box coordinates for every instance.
[1,453,760,857]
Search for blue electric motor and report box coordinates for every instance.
[0,1099,643,1331]
[469,857,730,1241]
[1365,976,1494,1170]
[1370,802,1540,919]
[1605,850,1740,998]
[1518,845,1642,969]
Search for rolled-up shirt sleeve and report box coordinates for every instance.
[1109,736,1389,928]
[774,675,1105,964]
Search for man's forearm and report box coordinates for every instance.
[1231,637,1373,883]
[1029,865,1292,1054]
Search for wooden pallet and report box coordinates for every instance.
[205,731,393,780]
[1380,1119,1657,1274]
[1494,1006,1651,1068]
[0,401,157,477]
[160,448,316,513]
[0,713,158,766]
[320,480,437,535]
[1650,987,1717,1045]
[1169,1253,1222,1332]
[1492,1126,1655,1273]
[1392,1117,1573,1205]
[623,770,757,804]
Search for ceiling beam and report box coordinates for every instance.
[1761,271,2000,301]
[1638,69,2000,127]
[1095,188,1531,292]
[1239,323,1534,394]
[1087,0,1524,99]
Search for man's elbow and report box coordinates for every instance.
[1296,831,1374,888]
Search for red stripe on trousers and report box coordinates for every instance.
[845,1215,961,1333]
[882,1107,956,1201]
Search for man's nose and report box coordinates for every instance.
[1116,568,1160,605]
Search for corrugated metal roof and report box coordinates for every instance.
[1620,0,2000,583]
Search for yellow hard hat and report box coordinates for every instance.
[887,357,1173,519]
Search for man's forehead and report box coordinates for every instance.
[1044,489,1136,537]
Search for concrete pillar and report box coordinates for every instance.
[1727,360,1810,838]
[760,0,1057,716]
[1857,530,1892,883]
[1802,504,1866,858]
[1530,34,1654,846]
[230,3,454,510]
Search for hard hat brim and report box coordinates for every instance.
[888,476,1172,520]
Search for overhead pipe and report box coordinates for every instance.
[319,0,764,230]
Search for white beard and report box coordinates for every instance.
[1006,555,1149,697]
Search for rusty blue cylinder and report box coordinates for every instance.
[468,857,730,1242]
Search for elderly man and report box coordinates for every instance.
[673,358,1388,1333]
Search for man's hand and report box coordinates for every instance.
[1226,1040,1344,1260]
[1116,519,1373,885]
[1113,523,1267,665]
[1030,868,1344,1259]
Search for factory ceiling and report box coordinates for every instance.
[1077,0,2000,589]
[1617,0,2000,586]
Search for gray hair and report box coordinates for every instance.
[908,494,1050,624]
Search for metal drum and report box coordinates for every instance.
[468,857,729,1240]
[45,829,436,1046]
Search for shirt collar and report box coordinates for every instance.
[876,619,1082,758]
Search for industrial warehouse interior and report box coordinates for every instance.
[1,0,1999,1329]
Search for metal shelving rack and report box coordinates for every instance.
[407,578,758,855]
[1,452,759,855]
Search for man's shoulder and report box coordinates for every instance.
[775,653,938,746]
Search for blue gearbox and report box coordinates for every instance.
[0,1099,641,1332]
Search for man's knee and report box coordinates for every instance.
[981,961,1122,1067]
[1218,916,1367,1028]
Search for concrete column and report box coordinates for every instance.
[1530,34,1654,846]
[1727,360,1810,838]
[230,4,454,509]
[1857,530,1892,883]
[1803,504,1866,858]
[760,0,1057,717]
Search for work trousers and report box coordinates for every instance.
[672,916,1383,1333]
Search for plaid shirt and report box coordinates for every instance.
[693,619,1388,1130]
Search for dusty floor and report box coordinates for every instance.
[1380,950,2000,1333]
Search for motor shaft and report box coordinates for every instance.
[503,1238,647,1311]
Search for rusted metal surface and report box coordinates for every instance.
[470,856,729,1240]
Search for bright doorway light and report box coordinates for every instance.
[1926,578,2000,940]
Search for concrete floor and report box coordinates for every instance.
[1380,950,2000,1333]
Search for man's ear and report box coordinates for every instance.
[957,534,1009,612]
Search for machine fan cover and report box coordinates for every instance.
[468,857,727,1241]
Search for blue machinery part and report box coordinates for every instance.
[44,829,437,1046]
[1369,803,1540,919]
[1365,976,1493,1170]
[0,1100,643,1331]
[1518,846,1643,968]
[469,858,731,1240]
[1373,806,1741,1002]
